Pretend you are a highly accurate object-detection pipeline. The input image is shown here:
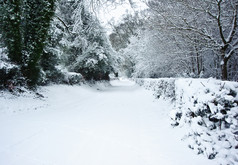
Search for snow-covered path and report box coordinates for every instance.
[0,80,216,165]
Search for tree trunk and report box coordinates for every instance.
[221,48,228,80]
[221,60,228,80]
[191,55,195,74]
[196,49,200,76]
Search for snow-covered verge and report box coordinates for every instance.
[135,78,238,165]
[0,88,47,115]
[135,78,176,100]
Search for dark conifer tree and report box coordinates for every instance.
[0,0,24,88]
[0,0,23,65]
[22,0,56,87]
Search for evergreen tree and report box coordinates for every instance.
[52,0,115,81]
[22,0,56,87]
[69,5,114,80]
[57,0,84,67]
[0,0,24,88]
[0,0,57,88]
[40,34,63,85]
[0,0,23,65]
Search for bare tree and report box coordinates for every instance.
[144,0,238,80]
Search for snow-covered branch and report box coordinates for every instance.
[226,5,237,44]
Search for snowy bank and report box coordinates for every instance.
[0,88,47,115]
[135,78,238,165]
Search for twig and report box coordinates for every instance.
[200,82,205,87]
[55,16,71,34]
[219,82,225,91]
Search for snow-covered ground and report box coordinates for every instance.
[0,79,217,165]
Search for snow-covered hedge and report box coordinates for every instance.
[136,78,238,165]
[135,78,176,100]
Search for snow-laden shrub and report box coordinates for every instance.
[0,51,24,90]
[171,79,238,164]
[71,47,113,81]
[135,78,175,100]
[136,78,238,164]
[63,71,84,85]
[40,69,64,85]
[50,1,116,82]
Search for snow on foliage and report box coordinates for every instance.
[0,47,24,89]
[62,71,84,85]
[136,78,238,165]
[48,0,115,81]
[0,56,16,70]
[0,48,16,69]
[85,58,98,68]
[135,78,175,100]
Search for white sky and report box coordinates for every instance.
[97,0,147,33]
[98,2,132,24]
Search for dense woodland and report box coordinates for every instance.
[110,0,238,80]
[0,0,238,90]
